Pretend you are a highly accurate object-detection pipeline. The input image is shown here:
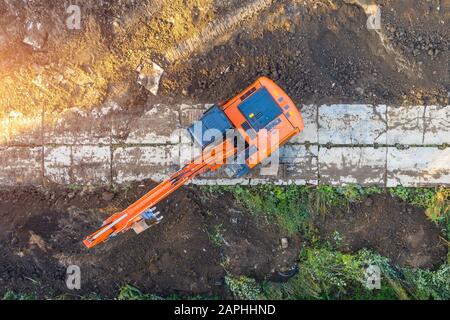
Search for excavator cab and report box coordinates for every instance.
[187,77,304,177]
[187,105,233,149]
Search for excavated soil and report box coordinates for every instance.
[0,185,447,298]
[1,0,448,119]
[162,0,449,106]
[0,183,301,299]
[0,0,448,298]
[315,194,448,269]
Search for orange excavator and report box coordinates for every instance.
[83,77,304,249]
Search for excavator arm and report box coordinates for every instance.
[83,139,236,249]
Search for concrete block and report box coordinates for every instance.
[3,103,448,187]
[190,178,250,186]
[319,147,386,185]
[44,107,111,145]
[177,142,202,166]
[248,178,287,185]
[193,167,235,183]
[387,105,424,145]
[0,147,42,185]
[319,104,387,145]
[113,146,178,183]
[44,146,71,185]
[72,146,111,185]
[387,147,450,187]
[281,145,319,184]
[44,146,111,185]
[289,105,318,144]
[423,105,450,145]
[179,104,210,127]
[112,104,180,144]
[8,111,43,146]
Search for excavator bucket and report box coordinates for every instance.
[132,219,150,234]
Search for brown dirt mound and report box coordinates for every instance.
[0,183,300,299]
[315,194,448,269]
[162,0,448,106]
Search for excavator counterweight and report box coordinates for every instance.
[83,77,304,249]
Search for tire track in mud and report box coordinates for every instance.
[164,0,275,64]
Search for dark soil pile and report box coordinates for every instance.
[0,183,300,299]
[315,194,448,269]
[0,184,447,298]
[162,0,449,106]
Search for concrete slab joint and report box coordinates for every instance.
[319,104,387,145]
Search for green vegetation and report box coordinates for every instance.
[203,184,383,236]
[261,247,393,300]
[117,284,219,300]
[203,185,450,300]
[2,291,35,300]
[3,185,448,301]
[1,286,219,301]
[3,249,449,301]
[313,185,382,215]
[225,275,261,300]
[389,187,435,208]
[204,185,449,239]
[118,285,164,300]
[230,185,311,235]
[260,246,450,300]
[209,223,226,246]
[389,186,450,221]
[389,186,450,237]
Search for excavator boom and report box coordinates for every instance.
[83,140,236,248]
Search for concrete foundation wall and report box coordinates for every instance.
[1,103,449,187]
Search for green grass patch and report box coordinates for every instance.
[225,275,261,300]
[117,284,219,300]
[259,246,450,300]
[313,185,383,214]
[118,285,164,300]
[205,185,450,241]
[389,187,437,209]
[3,185,448,301]
[2,291,35,300]
[117,251,450,300]
[208,223,226,246]
[390,187,450,238]
[227,185,312,235]
[203,185,383,236]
